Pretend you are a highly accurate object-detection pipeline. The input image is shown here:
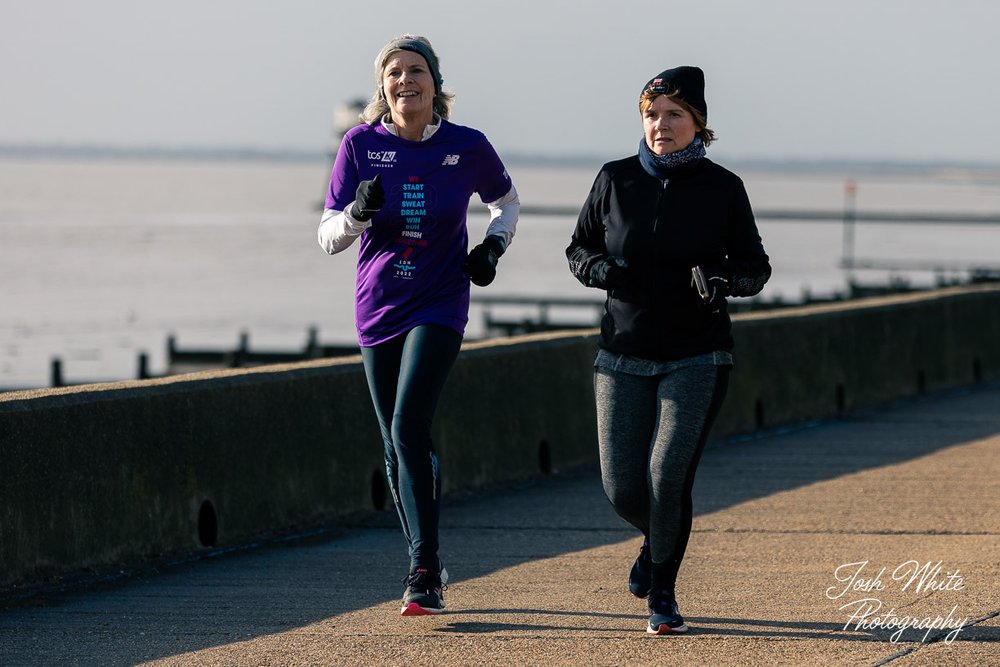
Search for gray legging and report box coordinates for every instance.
[594,363,730,589]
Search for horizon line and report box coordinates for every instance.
[2,142,999,172]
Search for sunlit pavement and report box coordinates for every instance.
[2,384,999,666]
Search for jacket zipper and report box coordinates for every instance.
[652,178,669,234]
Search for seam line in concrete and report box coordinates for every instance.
[692,528,999,536]
[874,647,916,665]
[872,608,1000,666]
[346,524,634,534]
[854,417,1000,425]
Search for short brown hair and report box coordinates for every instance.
[639,91,716,147]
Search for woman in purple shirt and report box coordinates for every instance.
[318,34,519,616]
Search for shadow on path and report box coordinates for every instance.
[436,611,1000,644]
[1,384,998,665]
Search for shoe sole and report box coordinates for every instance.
[400,602,444,616]
[647,623,689,635]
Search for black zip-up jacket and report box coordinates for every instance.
[566,155,771,361]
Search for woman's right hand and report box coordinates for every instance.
[350,174,385,221]
[588,256,629,289]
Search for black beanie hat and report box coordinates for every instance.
[641,66,707,120]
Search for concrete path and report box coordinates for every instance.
[3,385,999,666]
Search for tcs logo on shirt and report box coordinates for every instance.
[367,150,397,166]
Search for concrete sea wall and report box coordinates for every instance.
[2,285,999,589]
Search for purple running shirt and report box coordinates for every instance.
[326,120,513,346]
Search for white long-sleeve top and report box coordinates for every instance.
[318,114,520,255]
[318,185,520,255]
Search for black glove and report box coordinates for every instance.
[462,235,506,287]
[350,173,384,221]
[588,256,629,289]
[691,264,730,312]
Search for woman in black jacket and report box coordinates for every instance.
[566,65,771,635]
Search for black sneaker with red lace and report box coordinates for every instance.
[400,565,448,616]
[646,588,689,635]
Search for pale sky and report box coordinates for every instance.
[2,0,998,164]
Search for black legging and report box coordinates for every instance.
[360,324,462,571]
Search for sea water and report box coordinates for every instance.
[2,156,999,389]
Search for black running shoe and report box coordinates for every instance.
[400,566,448,616]
[646,588,689,635]
[628,536,651,598]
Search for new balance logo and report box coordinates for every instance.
[442,154,460,166]
[368,150,397,163]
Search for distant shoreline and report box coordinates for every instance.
[2,143,999,174]
[0,143,327,165]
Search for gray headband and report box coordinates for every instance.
[377,37,443,95]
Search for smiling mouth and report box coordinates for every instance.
[398,91,419,98]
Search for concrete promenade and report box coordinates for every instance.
[2,384,999,666]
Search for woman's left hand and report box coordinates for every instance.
[692,264,730,312]
[462,235,506,286]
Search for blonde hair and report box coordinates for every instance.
[360,34,455,124]
[639,91,716,147]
